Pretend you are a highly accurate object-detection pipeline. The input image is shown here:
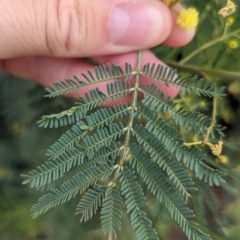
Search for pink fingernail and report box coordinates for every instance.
[109,3,163,46]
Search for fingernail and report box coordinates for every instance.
[109,3,163,46]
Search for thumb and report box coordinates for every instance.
[0,0,172,59]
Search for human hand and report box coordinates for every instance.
[0,0,195,106]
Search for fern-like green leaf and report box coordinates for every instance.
[45,104,129,160]
[195,179,228,229]
[38,81,132,128]
[142,63,225,98]
[23,59,228,240]
[140,85,223,137]
[118,168,159,240]
[129,144,212,240]
[139,106,225,186]
[22,123,124,189]
[142,63,177,85]
[45,63,133,98]
[85,104,130,128]
[183,148,226,186]
[139,105,185,150]
[42,143,121,191]
[46,121,89,159]
[82,123,126,158]
[38,88,107,128]
[76,184,108,222]
[31,162,113,218]
[192,190,207,229]
[132,124,196,199]
[101,186,123,239]
[106,80,132,100]
[44,76,86,98]
[22,147,85,188]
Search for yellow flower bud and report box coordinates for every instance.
[191,135,199,142]
[226,16,235,25]
[198,101,207,108]
[228,40,238,49]
[217,155,229,164]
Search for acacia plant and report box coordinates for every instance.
[21,0,239,239]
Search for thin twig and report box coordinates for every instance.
[184,141,203,147]
[203,95,217,144]
[166,61,240,81]
[179,28,240,64]
[122,50,143,157]
[109,51,143,184]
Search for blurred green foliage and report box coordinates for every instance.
[1,0,240,239]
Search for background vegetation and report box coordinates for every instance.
[0,0,240,239]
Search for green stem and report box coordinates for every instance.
[108,234,112,240]
[122,50,143,153]
[184,141,203,147]
[110,50,143,183]
[179,28,240,64]
[166,61,240,81]
[203,94,217,144]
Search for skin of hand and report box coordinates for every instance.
[0,0,195,106]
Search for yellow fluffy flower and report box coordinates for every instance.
[176,8,199,29]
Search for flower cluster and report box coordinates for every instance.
[218,0,237,18]
[209,141,223,156]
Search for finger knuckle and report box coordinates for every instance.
[46,0,93,56]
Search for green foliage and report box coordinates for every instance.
[31,162,113,218]
[76,184,108,222]
[131,125,196,200]
[44,64,133,98]
[101,186,123,238]
[22,56,227,240]
[142,63,225,98]
[140,85,225,137]
[118,168,158,240]
[1,1,239,239]
[129,143,210,240]
[193,178,229,231]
